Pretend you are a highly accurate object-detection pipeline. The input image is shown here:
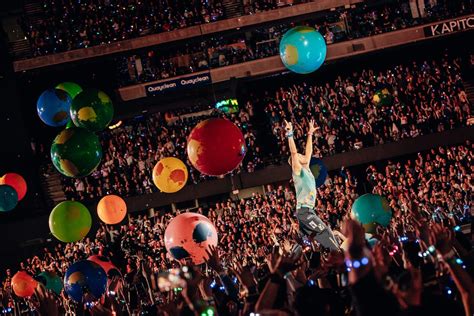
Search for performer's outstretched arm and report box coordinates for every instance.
[304,119,317,162]
[284,120,301,175]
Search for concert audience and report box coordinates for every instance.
[20,0,472,60]
[2,143,472,315]
[55,53,472,201]
[60,105,262,201]
[267,54,471,159]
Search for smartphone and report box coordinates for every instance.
[157,267,193,292]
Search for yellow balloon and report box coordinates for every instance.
[152,157,188,193]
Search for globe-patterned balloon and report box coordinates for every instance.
[187,118,246,176]
[37,89,72,127]
[64,260,107,303]
[362,222,380,234]
[309,158,328,188]
[372,88,393,106]
[88,255,121,278]
[153,157,188,193]
[50,127,102,178]
[164,212,218,265]
[36,271,63,295]
[49,201,92,243]
[0,173,27,201]
[56,82,83,99]
[0,185,18,212]
[351,194,392,228]
[279,26,327,74]
[70,89,114,132]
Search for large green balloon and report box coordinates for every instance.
[49,201,92,242]
[51,127,102,178]
[351,194,392,227]
[36,271,63,295]
[56,82,83,99]
[70,89,113,132]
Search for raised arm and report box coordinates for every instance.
[284,120,301,175]
[304,119,317,162]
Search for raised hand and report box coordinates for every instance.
[429,223,454,255]
[205,245,224,273]
[342,219,366,258]
[34,284,59,316]
[232,262,257,290]
[284,120,293,133]
[266,249,303,276]
[392,263,422,309]
[308,119,317,135]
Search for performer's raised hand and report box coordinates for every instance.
[284,120,293,133]
[308,119,317,135]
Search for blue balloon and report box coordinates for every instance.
[37,89,72,127]
[0,185,18,212]
[279,26,327,74]
[310,158,328,188]
[64,260,107,303]
[351,194,392,227]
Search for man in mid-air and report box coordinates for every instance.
[284,119,339,251]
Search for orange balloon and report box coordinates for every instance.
[0,173,27,200]
[97,195,127,224]
[12,271,37,298]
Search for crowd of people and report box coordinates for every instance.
[53,52,472,201]
[265,54,471,160]
[19,0,472,60]
[59,102,261,201]
[20,0,311,57]
[2,143,472,315]
[117,0,474,86]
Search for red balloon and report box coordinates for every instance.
[187,118,246,176]
[0,173,27,201]
[12,271,37,297]
[164,212,218,265]
[87,255,121,277]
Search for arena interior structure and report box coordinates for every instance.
[0,0,472,315]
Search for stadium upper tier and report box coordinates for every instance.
[14,0,361,69]
[13,0,472,72]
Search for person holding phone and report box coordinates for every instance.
[284,119,340,251]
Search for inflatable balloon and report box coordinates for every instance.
[0,173,27,201]
[70,89,114,132]
[0,185,18,212]
[36,271,63,295]
[362,222,380,235]
[351,194,392,228]
[12,271,37,298]
[50,127,102,178]
[97,195,127,225]
[49,201,92,242]
[37,89,72,127]
[88,255,121,277]
[152,157,188,193]
[56,82,83,99]
[164,212,218,265]
[279,26,327,74]
[309,158,328,188]
[372,88,393,106]
[64,260,107,302]
[187,118,246,176]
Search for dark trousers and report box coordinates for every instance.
[297,207,340,251]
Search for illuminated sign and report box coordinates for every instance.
[215,99,239,113]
